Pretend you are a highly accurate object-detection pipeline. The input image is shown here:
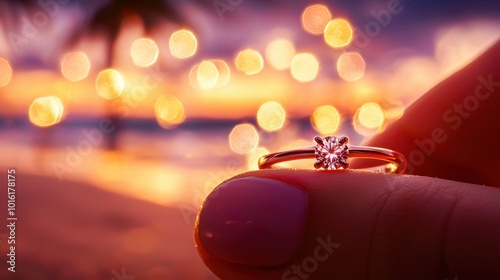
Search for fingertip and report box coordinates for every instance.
[365,41,500,186]
[196,176,308,267]
[196,170,500,279]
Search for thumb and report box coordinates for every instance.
[195,170,500,280]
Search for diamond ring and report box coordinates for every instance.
[258,136,406,174]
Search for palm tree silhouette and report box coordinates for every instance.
[0,0,198,149]
[69,0,190,66]
[79,0,193,150]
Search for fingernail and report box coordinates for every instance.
[197,177,308,267]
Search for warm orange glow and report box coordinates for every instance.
[311,105,341,135]
[265,39,296,71]
[435,23,499,75]
[386,163,398,173]
[385,101,405,120]
[235,49,264,75]
[337,52,366,81]
[188,64,200,90]
[291,53,319,83]
[301,4,332,35]
[278,139,312,168]
[190,59,231,90]
[169,30,198,59]
[130,38,159,67]
[256,101,286,132]
[197,60,219,90]
[324,19,353,48]
[388,56,442,102]
[247,147,270,170]
[29,96,64,127]
[211,59,231,87]
[122,228,157,254]
[229,123,259,154]
[0,58,12,87]
[154,96,185,129]
[358,103,385,128]
[96,69,124,99]
[60,52,91,82]
[353,102,385,136]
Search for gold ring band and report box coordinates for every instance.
[258,136,406,174]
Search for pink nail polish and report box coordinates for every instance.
[197,177,308,267]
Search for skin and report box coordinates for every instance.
[195,41,500,280]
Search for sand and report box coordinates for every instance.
[0,174,217,280]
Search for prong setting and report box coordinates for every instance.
[313,136,349,170]
[314,136,324,145]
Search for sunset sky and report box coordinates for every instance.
[0,0,499,123]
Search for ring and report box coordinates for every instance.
[258,136,406,174]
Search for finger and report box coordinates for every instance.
[195,170,500,280]
[358,40,500,186]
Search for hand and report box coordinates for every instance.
[195,41,500,280]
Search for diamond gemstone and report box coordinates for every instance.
[314,136,349,170]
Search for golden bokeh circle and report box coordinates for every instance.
[169,30,198,59]
[265,39,296,71]
[256,101,286,132]
[154,96,186,129]
[29,96,64,127]
[235,49,264,75]
[291,53,319,83]
[197,60,219,90]
[130,38,159,67]
[337,52,366,81]
[229,123,259,154]
[311,105,341,135]
[324,19,354,48]
[95,69,125,99]
[301,4,332,35]
[353,102,386,136]
[60,52,91,82]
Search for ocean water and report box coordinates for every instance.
[1,117,365,208]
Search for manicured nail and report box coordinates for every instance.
[197,177,308,267]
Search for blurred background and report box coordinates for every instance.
[0,0,499,279]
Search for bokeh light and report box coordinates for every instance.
[29,96,64,127]
[301,4,332,35]
[265,39,296,71]
[154,96,185,129]
[311,105,341,135]
[291,53,319,83]
[0,58,12,87]
[130,38,159,67]
[169,30,198,59]
[256,101,286,132]
[189,64,201,90]
[211,59,231,87]
[190,59,231,90]
[337,52,366,81]
[235,49,264,75]
[60,52,91,82]
[385,101,405,120]
[324,19,353,48]
[353,102,386,135]
[95,69,125,99]
[197,60,219,90]
[247,147,270,170]
[229,123,259,154]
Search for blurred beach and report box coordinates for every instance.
[0,0,499,279]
